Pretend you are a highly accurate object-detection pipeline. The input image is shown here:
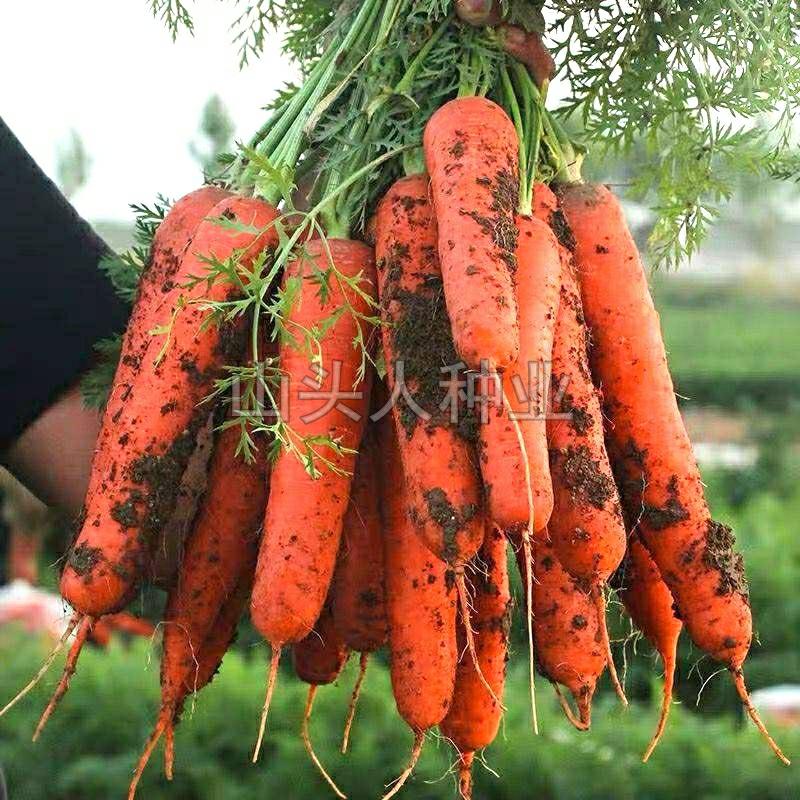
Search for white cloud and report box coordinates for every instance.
[1,0,297,220]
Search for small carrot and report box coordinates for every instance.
[440,524,511,800]
[331,426,387,751]
[250,238,376,760]
[517,538,606,729]
[293,604,350,799]
[125,422,267,793]
[546,248,627,704]
[617,535,682,761]
[560,181,789,764]
[380,413,457,799]
[424,96,521,371]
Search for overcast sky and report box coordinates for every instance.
[1,0,297,220]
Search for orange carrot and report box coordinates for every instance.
[125,423,267,793]
[62,194,279,619]
[546,243,628,703]
[374,175,489,704]
[477,211,559,536]
[517,538,606,729]
[293,603,350,799]
[440,524,511,800]
[617,535,682,761]
[424,96,521,371]
[250,238,376,759]
[128,572,254,799]
[380,413,457,798]
[331,426,387,752]
[560,181,789,763]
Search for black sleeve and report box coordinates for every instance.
[0,117,130,450]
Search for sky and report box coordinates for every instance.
[1,0,298,220]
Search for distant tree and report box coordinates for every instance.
[56,130,91,199]
[190,95,235,177]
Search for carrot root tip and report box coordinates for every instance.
[732,669,790,766]
[302,685,347,799]
[252,645,281,764]
[341,652,369,754]
[381,731,424,800]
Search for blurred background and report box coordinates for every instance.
[1,2,799,798]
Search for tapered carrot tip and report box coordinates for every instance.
[342,652,369,754]
[593,590,628,707]
[164,717,175,780]
[732,669,790,765]
[0,611,81,719]
[32,615,95,741]
[455,572,504,710]
[128,711,170,800]
[381,731,424,800]
[642,656,675,763]
[457,752,474,800]
[521,536,539,736]
[554,684,590,731]
[302,685,347,799]
[252,645,281,764]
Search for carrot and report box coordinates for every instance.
[440,524,511,800]
[617,535,682,761]
[560,181,789,763]
[61,194,279,619]
[380,413,457,799]
[546,245,628,704]
[517,538,606,729]
[124,422,267,793]
[293,603,350,799]
[331,427,387,752]
[424,96,521,371]
[128,572,255,799]
[90,611,157,647]
[373,175,489,701]
[250,238,376,760]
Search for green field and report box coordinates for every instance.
[654,280,800,409]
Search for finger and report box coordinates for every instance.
[455,0,502,27]
[500,26,555,89]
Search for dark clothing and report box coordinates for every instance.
[0,117,128,450]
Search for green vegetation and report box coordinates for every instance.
[1,631,798,800]
[654,280,800,409]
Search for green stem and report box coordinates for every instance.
[501,66,530,215]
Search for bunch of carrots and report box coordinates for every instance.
[1,16,791,800]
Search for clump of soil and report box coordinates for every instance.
[554,445,614,509]
[424,487,478,563]
[703,519,749,597]
[643,475,689,530]
[68,543,103,577]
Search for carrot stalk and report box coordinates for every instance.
[302,685,348,799]
[32,615,96,740]
[341,652,369,754]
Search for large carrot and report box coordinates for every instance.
[617,535,682,761]
[62,195,279,618]
[124,423,267,794]
[250,238,376,759]
[517,538,606,729]
[380,413,457,799]
[424,96,521,371]
[293,604,350,799]
[331,427,387,752]
[546,246,627,703]
[560,182,789,763]
[373,175,487,699]
[440,524,511,800]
